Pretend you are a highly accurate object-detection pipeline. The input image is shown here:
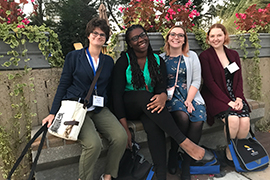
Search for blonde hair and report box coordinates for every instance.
[206,23,230,45]
[164,25,189,57]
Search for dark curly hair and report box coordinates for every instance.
[124,24,163,90]
[85,17,110,42]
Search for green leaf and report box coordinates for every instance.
[7,74,15,80]
[21,39,26,45]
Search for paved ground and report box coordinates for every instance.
[151,131,270,180]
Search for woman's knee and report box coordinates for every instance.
[110,127,127,146]
[239,117,250,131]
[81,135,102,154]
[228,116,240,130]
[171,111,189,124]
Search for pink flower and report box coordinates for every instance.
[118,7,123,13]
[236,26,240,30]
[185,0,192,7]
[240,13,246,19]
[17,24,25,28]
[31,0,35,2]
[122,26,126,29]
[150,25,153,27]
[165,16,170,21]
[177,9,181,12]
[137,0,141,2]
[22,18,30,25]
[168,8,174,14]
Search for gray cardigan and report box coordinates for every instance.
[160,51,205,105]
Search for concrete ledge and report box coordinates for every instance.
[31,99,265,180]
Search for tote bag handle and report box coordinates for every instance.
[7,123,48,180]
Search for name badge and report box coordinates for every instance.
[227,62,239,74]
[93,95,104,107]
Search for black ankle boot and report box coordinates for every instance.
[167,149,178,175]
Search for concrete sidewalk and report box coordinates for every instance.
[162,131,270,180]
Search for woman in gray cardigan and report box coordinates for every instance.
[161,25,206,180]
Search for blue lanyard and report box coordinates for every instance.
[86,48,98,91]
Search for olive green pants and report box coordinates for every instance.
[78,107,127,180]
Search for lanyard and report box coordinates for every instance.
[86,48,98,92]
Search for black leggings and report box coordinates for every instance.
[123,91,187,180]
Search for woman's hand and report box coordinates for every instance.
[147,92,167,113]
[125,128,132,149]
[42,114,55,128]
[228,101,237,109]
[234,98,243,111]
[184,101,195,113]
[119,118,132,149]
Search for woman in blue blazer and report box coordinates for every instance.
[42,17,127,180]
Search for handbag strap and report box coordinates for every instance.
[83,58,104,108]
[225,107,255,144]
[7,123,48,180]
[173,55,182,87]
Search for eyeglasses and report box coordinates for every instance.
[130,32,147,42]
[169,33,185,38]
[91,31,106,39]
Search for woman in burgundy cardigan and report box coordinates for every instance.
[199,24,251,166]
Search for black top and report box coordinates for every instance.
[111,53,167,120]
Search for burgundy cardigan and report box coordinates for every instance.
[199,46,251,126]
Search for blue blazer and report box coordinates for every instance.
[50,47,114,115]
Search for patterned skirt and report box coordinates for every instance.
[216,69,250,120]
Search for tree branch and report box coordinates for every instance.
[106,1,123,30]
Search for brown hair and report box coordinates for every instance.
[85,17,110,42]
[164,25,189,57]
[207,23,230,45]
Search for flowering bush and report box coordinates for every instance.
[234,3,270,33]
[0,0,37,26]
[119,0,200,32]
[0,0,64,68]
